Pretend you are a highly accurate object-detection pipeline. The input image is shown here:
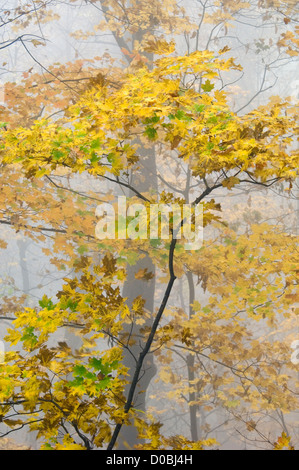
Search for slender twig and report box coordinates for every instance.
[100,175,151,203]
[20,38,77,93]
[45,175,107,203]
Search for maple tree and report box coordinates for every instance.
[0,0,298,450]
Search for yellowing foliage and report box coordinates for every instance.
[1,51,297,186]
[0,0,298,451]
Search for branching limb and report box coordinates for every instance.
[107,237,177,450]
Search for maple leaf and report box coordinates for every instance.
[135,268,155,281]
[222,177,240,190]
[274,432,294,450]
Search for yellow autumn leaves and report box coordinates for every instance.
[1,50,297,188]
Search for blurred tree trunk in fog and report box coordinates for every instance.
[115,27,158,447]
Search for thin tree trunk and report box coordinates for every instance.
[186,270,199,441]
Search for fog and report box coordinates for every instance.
[0,0,298,451]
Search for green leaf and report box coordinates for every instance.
[226,400,240,408]
[96,377,111,390]
[89,357,103,371]
[69,376,84,389]
[63,299,78,312]
[39,295,55,311]
[150,239,162,248]
[90,138,101,149]
[21,327,38,347]
[90,152,99,164]
[202,80,215,92]
[77,245,88,255]
[73,365,87,377]
[144,126,158,140]
[194,104,205,113]
[144,115,160,124]
[43,443,55,450]
[52,149,65,161]
[174,110,193,122]
[202,307,211,314]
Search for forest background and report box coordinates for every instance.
[0,0,298,451]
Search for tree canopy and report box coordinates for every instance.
[0,0,298,451]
